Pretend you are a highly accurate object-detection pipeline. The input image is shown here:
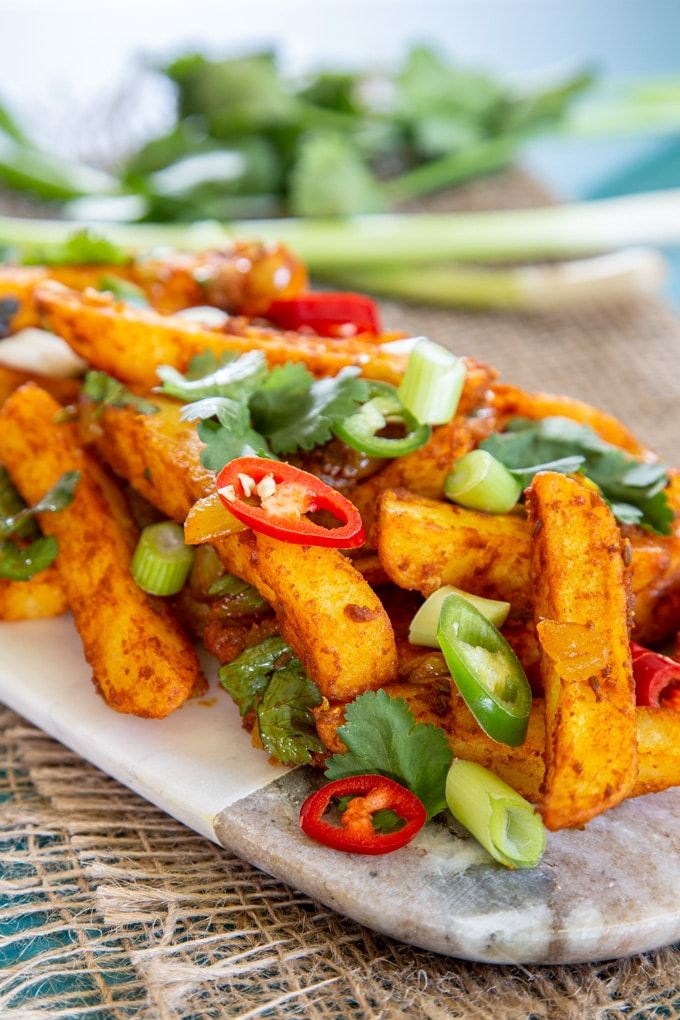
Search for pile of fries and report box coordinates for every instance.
[1,239,679,836]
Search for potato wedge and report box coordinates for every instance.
[376,489,533,612]
[527,471,636,829]
[92,399,398,701]
[37,282,408,387]
[314,682,680,804]
[0,365,80,408]
[0,383,204,717]
[377,489,673,624]
[0,568,68,621]
[490,382,647,456]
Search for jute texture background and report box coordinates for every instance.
[2,172,680,1017]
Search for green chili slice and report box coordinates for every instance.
[437,593,531,746]
[333,380,431,458]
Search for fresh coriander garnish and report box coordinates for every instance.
[325,689,453,819]
[480,416,673,535]
[0,469,79,580]
[83,370,159,416]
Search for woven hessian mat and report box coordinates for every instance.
[2,171,680,1018]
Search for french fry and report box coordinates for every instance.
[376,489,533,612]
[0,383,205,717]
[490,382,648,456]
[527,471,636,830]
[314,681,680,805]
[37,281,496,392]
[92,399,398,702]
[37,282,408,387]
[376,489,673,623]
[0,568,68,621]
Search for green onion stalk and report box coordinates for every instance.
[445,758,546,869]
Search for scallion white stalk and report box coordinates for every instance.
[444,450,522,514]
[398,339,466,425]
[321,248,667,310]
[445,758,546,869]
[2,190,680,267]
[409,586,511,648]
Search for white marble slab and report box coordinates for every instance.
[3,615,680,963]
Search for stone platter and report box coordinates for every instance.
[2,615,680,965]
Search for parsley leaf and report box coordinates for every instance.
[83,370,159,415]
[325,689,453,819]
[21,229,129,267]
[158,350,268,402]
[260,366,369,455]
[481,416,673,535]
[219,636,323,766]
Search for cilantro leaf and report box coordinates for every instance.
[508,455,585,480]
[189,394,272,470]
[249,363,314,434]
[219,636,323,765]
[157,350,267,402]
[257,660,324,765]
[0,466,35,540]
[0,470,79,538]
[481,416,673,535]
[325,689,453,819]
[83,371,158,415]
[0,535,59,581]
[219,636,288,716]
[185,350,236,380]
[21,229,128,267]
[261,366,369,455]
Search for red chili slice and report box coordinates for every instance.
[216,456,365,549]
[631,641,680,708]
[266,292,381,338]
[299,775,426,855]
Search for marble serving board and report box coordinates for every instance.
[2,614,680,965]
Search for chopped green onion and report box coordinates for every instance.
[444,449,522,513]
[207,571,250,597]
[131,521,194,596]
[437,593,531,746]
[445,759,546,869]
[409,585,510,647]
[397,338,466,425]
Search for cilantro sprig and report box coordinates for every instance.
[0,468,79,580]
[325,689,453,819]
[218,636,323,766]
[160,353,369,470]
[83,370,159,416]
[480,416,673,535]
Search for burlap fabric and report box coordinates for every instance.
[2,171,680,1018]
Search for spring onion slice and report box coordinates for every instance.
[409,585,510,648]
[445,759,546,869]
[444,449,523,513]
[131,521,194,596]
[397,338,466,425]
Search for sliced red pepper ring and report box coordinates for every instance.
[266,291,381,338]
[631,641,680,708]
[299,775,426,855]
[216,456,365,549]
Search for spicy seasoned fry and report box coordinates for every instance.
[0,383,204,717]
[0,568,68,621]
[527,471,636,830]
